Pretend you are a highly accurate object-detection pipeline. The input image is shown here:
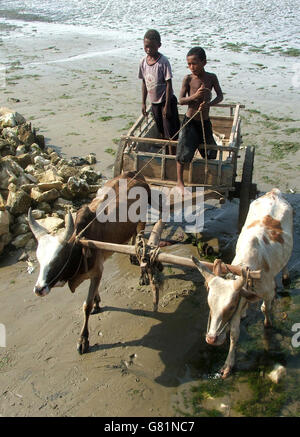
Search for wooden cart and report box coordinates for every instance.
[114,104,257,230]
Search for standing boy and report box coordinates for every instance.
[176,47,223,191]
[138,29,180,152]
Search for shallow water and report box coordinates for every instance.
[0,0,299,53]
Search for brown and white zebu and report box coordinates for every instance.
[28,171,150,354]
[192,188,293,378]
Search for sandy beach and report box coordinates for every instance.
[0,17,300,417]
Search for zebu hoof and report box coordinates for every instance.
[91,305,101,315]
[220,366,231,379]
[153,303,158,312]
[77,337,89,354]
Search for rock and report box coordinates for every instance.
[25,238,36,250]
[85,153,97,165]
[0,210,10,235]
[268,364,287,384]
[36,216,64,234]
[35,134,45,149]
[31,187,60,203]
[88,184,102,193]
[0,232,12,253]
[69,156,88,166]
[0,111,26,128]
[37,181,63,192]
[14,153,33,169]
[29,143,41,153]
[20,183,35,193]
[24,164,38,175]
[16,145,27,156]
[0,193,5,211]
[80,166,100,184]
[53,197,73,210]
[11,223,30,236]
[57,164,78,182]
[37,201,51,214]
[6,189,32,215]
[11,232,33,248]
[37,168,63,184]
[0,157,30,189]
[49,152,60,165]
[17,124,35,146]
[34,155,51,167]
[31,209,45,219]
[67,177,89,199]
[16,214,27,224]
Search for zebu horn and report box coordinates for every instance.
[58,210,75,244]
[233,269,247,291]
[27,207,48,240]
[192,256,215,285]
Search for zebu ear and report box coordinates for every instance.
[239,287,259,302]
[58,210,75,244]
[192,256,215,285]
[28,208,48,240]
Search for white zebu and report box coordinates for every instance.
[193,188,293,378]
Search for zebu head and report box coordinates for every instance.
[192,257,259,346]
[28,209,75,297]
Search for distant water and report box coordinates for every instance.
[0,0,299,53]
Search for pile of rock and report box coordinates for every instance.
[0,108,102,255]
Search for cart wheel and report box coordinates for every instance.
[238,146,255,232]
[113,139,126,177]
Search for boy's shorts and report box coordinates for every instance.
[151,95,180,140]
[176,116,217,163]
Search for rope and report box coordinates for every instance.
[200,110,209,185]
[134,232,163,286]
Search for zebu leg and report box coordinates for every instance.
[77,275,101,354]
[220,320,240,379]
[91,291,101,314]
[282,265,291,287]
[261,298,273,328]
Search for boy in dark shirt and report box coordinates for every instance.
[138,29,180,152]
[176,47,223,191]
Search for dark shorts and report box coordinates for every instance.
[151,95,180,140]
[176,116,217,163]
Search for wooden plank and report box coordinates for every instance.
[229,104,240,146]
[78,239,260,279]
[126,140,238,152]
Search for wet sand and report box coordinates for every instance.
[0,25,300,417]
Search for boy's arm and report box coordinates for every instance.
[163,79,173,118]
[141,79,148,116]
[200,74,223,110]
[178,76,209,105]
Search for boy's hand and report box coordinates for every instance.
[163,104,171,119]
[193,87,212,102]
[142,103,147,116]
[199,101,210,111]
